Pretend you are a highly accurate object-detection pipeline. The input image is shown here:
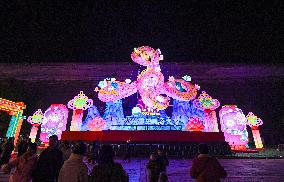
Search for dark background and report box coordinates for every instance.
[0,0,282,64]
[0,1,283,146]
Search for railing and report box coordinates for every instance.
[111,124,183,130]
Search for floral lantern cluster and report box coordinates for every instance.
[87,117,106,131]
[193,91,220,111]
[193,91,220,132]
[186,117,205,131]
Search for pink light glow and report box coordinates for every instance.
[87,117,106,131]
[40,104,68,143]
[186,117,205,131]
[219,105,248,148]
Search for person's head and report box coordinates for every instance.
[150,153,157,160]
[98,145,114,164]
[49,135,59,149]
[62,141,70,148]
[27,142,37,155]
[8,137,14,144]
[157,148,164,156]
[24,135,30,142]
[198,143,209,154]
[72,142,87,155]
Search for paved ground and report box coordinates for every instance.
[118,158,284,182]
[1,158,284,182]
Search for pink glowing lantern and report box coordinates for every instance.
[68,91,93,131]
[246,112,264,149]
[219,105,248,150]
[27,109,44,143]
[186,117,205,131]
[87,117,106,131]
[40,104,69,143]
[193,91,220,132]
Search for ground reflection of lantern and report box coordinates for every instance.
[186,117,205,131]
[246,112,264,149]
[87,117,106,131]
[68,91,93,131]
[219,105,248,151]
[27,109,44,143]
[40,104,69,143]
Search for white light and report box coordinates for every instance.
[156,96,164,102]
[132,107,141,115]
[182,75,191,82]
[125,79,131,84]
[98,80,107,88]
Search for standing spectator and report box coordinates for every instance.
[91,138,100,163]
[190,143,227,182]
[89,144,129,182]
[17,135,30,157]
[146,153,161,182]
[59,141,72,161]
[123,141,131,162]
[32,135,63,182]
[58,142,88,182]
[158,172,169,182]
[1,142,38,182]
[0,137,14,166]
[157,148,169,172]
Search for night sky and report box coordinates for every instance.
[0,0,282,63]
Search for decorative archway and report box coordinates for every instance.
[0,98,26,145]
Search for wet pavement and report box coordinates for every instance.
[118,158,284,182]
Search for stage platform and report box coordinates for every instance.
[61,130,225,143]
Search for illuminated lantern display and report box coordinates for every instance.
[186,117,205,131]
[95,78,137,103]
[87,117,106,131]
[95,46,199,112]
[219,105,248,150]
[246,112,264,149]
[0,98,26,145]
[68,91,93,131]
[27,109,44,143]
[40,104,68,143]
[193,91,220,132]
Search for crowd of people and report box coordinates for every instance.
[0,135,227,182]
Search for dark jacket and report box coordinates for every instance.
[0,141,14,165]
[32,147,64,182]
[190,154,227,182]
[147,159,161,182]
[157,155,169,172]
[89,162,129,182]
[17,140,29,157]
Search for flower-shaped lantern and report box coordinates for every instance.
[246,112,264,149]
[27,109,44,143]
[68,91,93,131]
